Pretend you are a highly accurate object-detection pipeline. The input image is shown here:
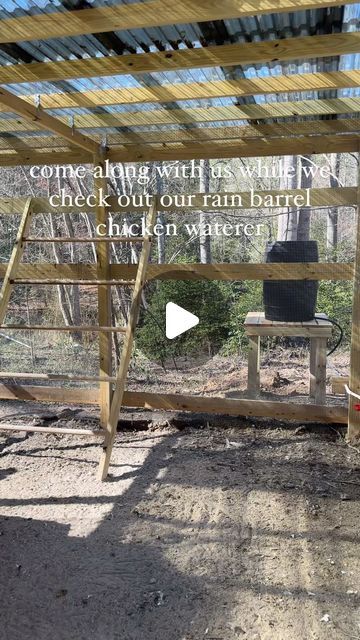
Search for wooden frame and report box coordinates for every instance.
[0,0,356,43]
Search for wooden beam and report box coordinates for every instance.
[348,146,360,442]
[0,424,103,437]
[1,33,358,85]
[2,119,360,151]
[0,187,357,215]
[0,86,98,154]
[106,135,360,162]
[1,71,357,112]
[0,262,354,282]
[0,134,358,166]
[0,0,356,44]
[0,384,347,424]
[95,149,113,430]
[0,98,359,134]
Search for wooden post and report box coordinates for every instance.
[314,337,327,405]
[94,149,112,430]
[348,148,360,442]
[309,338,316,398]
[247,335,260,398]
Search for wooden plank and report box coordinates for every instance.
[0,0,356,44]
[98,199,158,480]
[0,384,99,405]
[245,326,332,337]
[0,424,103,437]
[0,134,358,166]
[0,385,347,424]
[314,338,327,405]
[0,262,355,282]
[1,33,358,85]
[0,86,98,154]
[0,187,356,215]
[106,135,360,162]
[2,71,358,112]
[1,98,359,133]
[2,118,360,151]
[0,198,33,325]
[95,149,113,431]
[348,147,360,442]
[0,325,126,332]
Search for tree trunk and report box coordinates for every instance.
[327,154,341,261]
[277,156,298,241]
[297,155,312,241]
[199,159,212,263]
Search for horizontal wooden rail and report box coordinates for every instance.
[0,324,126,333]
[11,279,135,286]
[24,236,144,243]
[0,372,118,382]
[0,385,348,424]
[0,188,357,215]
[0,263,355,281]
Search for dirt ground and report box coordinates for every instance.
[0,395,359,640]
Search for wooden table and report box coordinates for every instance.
[244,312,333,404]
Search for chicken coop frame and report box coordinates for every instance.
[0,0,359,478]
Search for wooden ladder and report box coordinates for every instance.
[98,199,158,479]
[0,197,158,461]
[0,197,34,325]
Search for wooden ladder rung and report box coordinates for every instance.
[0,371,117,382]
[0,424,104,437]
[10,279,136,286]
[23,237,145,243]
[0,324,127,333]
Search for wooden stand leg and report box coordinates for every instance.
[314,337,327,405]
[247,335,260,398]
[309,338,316,399]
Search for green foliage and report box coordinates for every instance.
[317,280,353,345]
[225,281,264,354]
[136,279,231,364]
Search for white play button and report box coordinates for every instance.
[166,302,199,340]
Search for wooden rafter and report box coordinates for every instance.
[0,0,356,44]
[0,71,357,112]
[0,33,358,85]
[1,119,359,151]
[0,98,359,134]
[0,133,357,166]
[0,86,98,153]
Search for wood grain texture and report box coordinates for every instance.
[0,134,357,166]
[0,86,98,153]
[0,98,359,133]
[0,386,347,424]
[0,262,354,281]
[348,146,360,441]
[0,0,356,44]
[1,33,358,84]
[1,71,357,112]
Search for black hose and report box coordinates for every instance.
[315,314,344,357]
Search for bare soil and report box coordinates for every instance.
[0,393,359,640]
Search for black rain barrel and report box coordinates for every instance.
[263,240,319,322]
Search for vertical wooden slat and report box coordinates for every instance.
[94,150,112,429]
[0,197,33,324]
[98,198,158,480]
[348,147,360,441]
